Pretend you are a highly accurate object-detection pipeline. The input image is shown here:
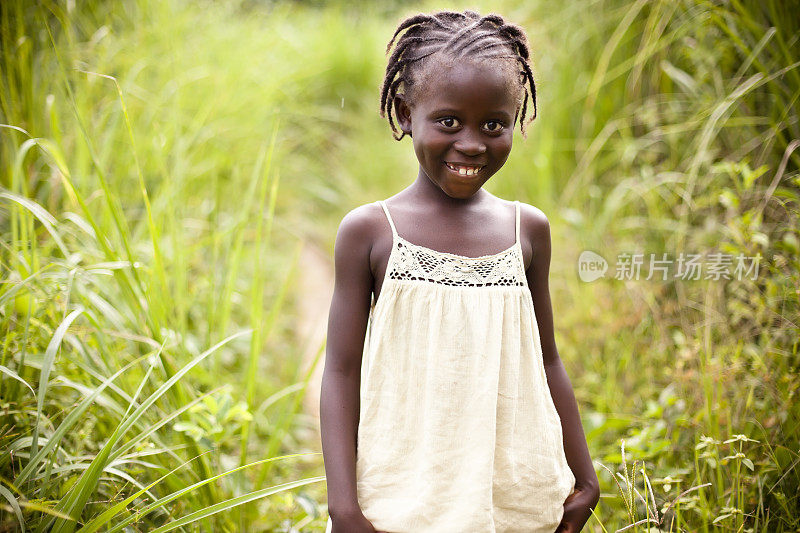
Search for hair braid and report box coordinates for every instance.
[379,10,538,141]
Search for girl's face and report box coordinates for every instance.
[395,57,519,200]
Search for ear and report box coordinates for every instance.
[393,95,413,137]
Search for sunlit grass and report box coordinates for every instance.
[1,0,332,529]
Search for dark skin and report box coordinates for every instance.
[320,55,600,533]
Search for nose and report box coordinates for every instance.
[453,129,486,156]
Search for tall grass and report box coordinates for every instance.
[486,0,800,530]
[1,0,335,529]
[1,0,798,531]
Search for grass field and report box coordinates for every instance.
[1,0,798,531]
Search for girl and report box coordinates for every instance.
[320,10,599,533]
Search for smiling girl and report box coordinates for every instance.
[319,10,600,533]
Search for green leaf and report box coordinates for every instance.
[0,364,37,399]
[30,307,84,463]
[0,484,26,533]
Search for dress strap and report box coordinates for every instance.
[514,200,521,245]
[378,200,398,237]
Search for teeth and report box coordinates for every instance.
[447,163,482,175]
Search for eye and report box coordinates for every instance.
[437,117,460,128]
[483,120,505,133]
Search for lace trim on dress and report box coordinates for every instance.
[378,200,527,288]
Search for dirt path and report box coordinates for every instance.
[296,239,334,432]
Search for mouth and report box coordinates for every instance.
[445,162,486,177]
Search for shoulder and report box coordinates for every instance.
[515,201,552,271]
[329,204,380,322]
[517,201,551,244]
[516,200,549,231]
[335,202,383,242]
[333,201,385,259]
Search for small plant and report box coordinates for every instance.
[173,384,253,450]
[596,439,711,532]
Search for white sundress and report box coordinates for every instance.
[325,199,575,533]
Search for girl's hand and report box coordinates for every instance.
[330,510,387,533]
[555,486,598,532]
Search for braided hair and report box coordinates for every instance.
[379,10,537,141]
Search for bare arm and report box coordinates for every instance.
[523,205,600,525]
[320,206,375,521]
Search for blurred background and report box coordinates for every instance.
[1,0,798,531]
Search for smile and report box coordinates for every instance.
[445,162,485,176]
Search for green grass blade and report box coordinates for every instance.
[0,363,36,399]
[147,476,327,533]
[0,190,68,258]
[94,453,319,533]
[29,307,83,466]
[76,450,213,533]
[241,120,280,465]
[15,352,152,485]
[49,329,251,533]
[0,484,26,533]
